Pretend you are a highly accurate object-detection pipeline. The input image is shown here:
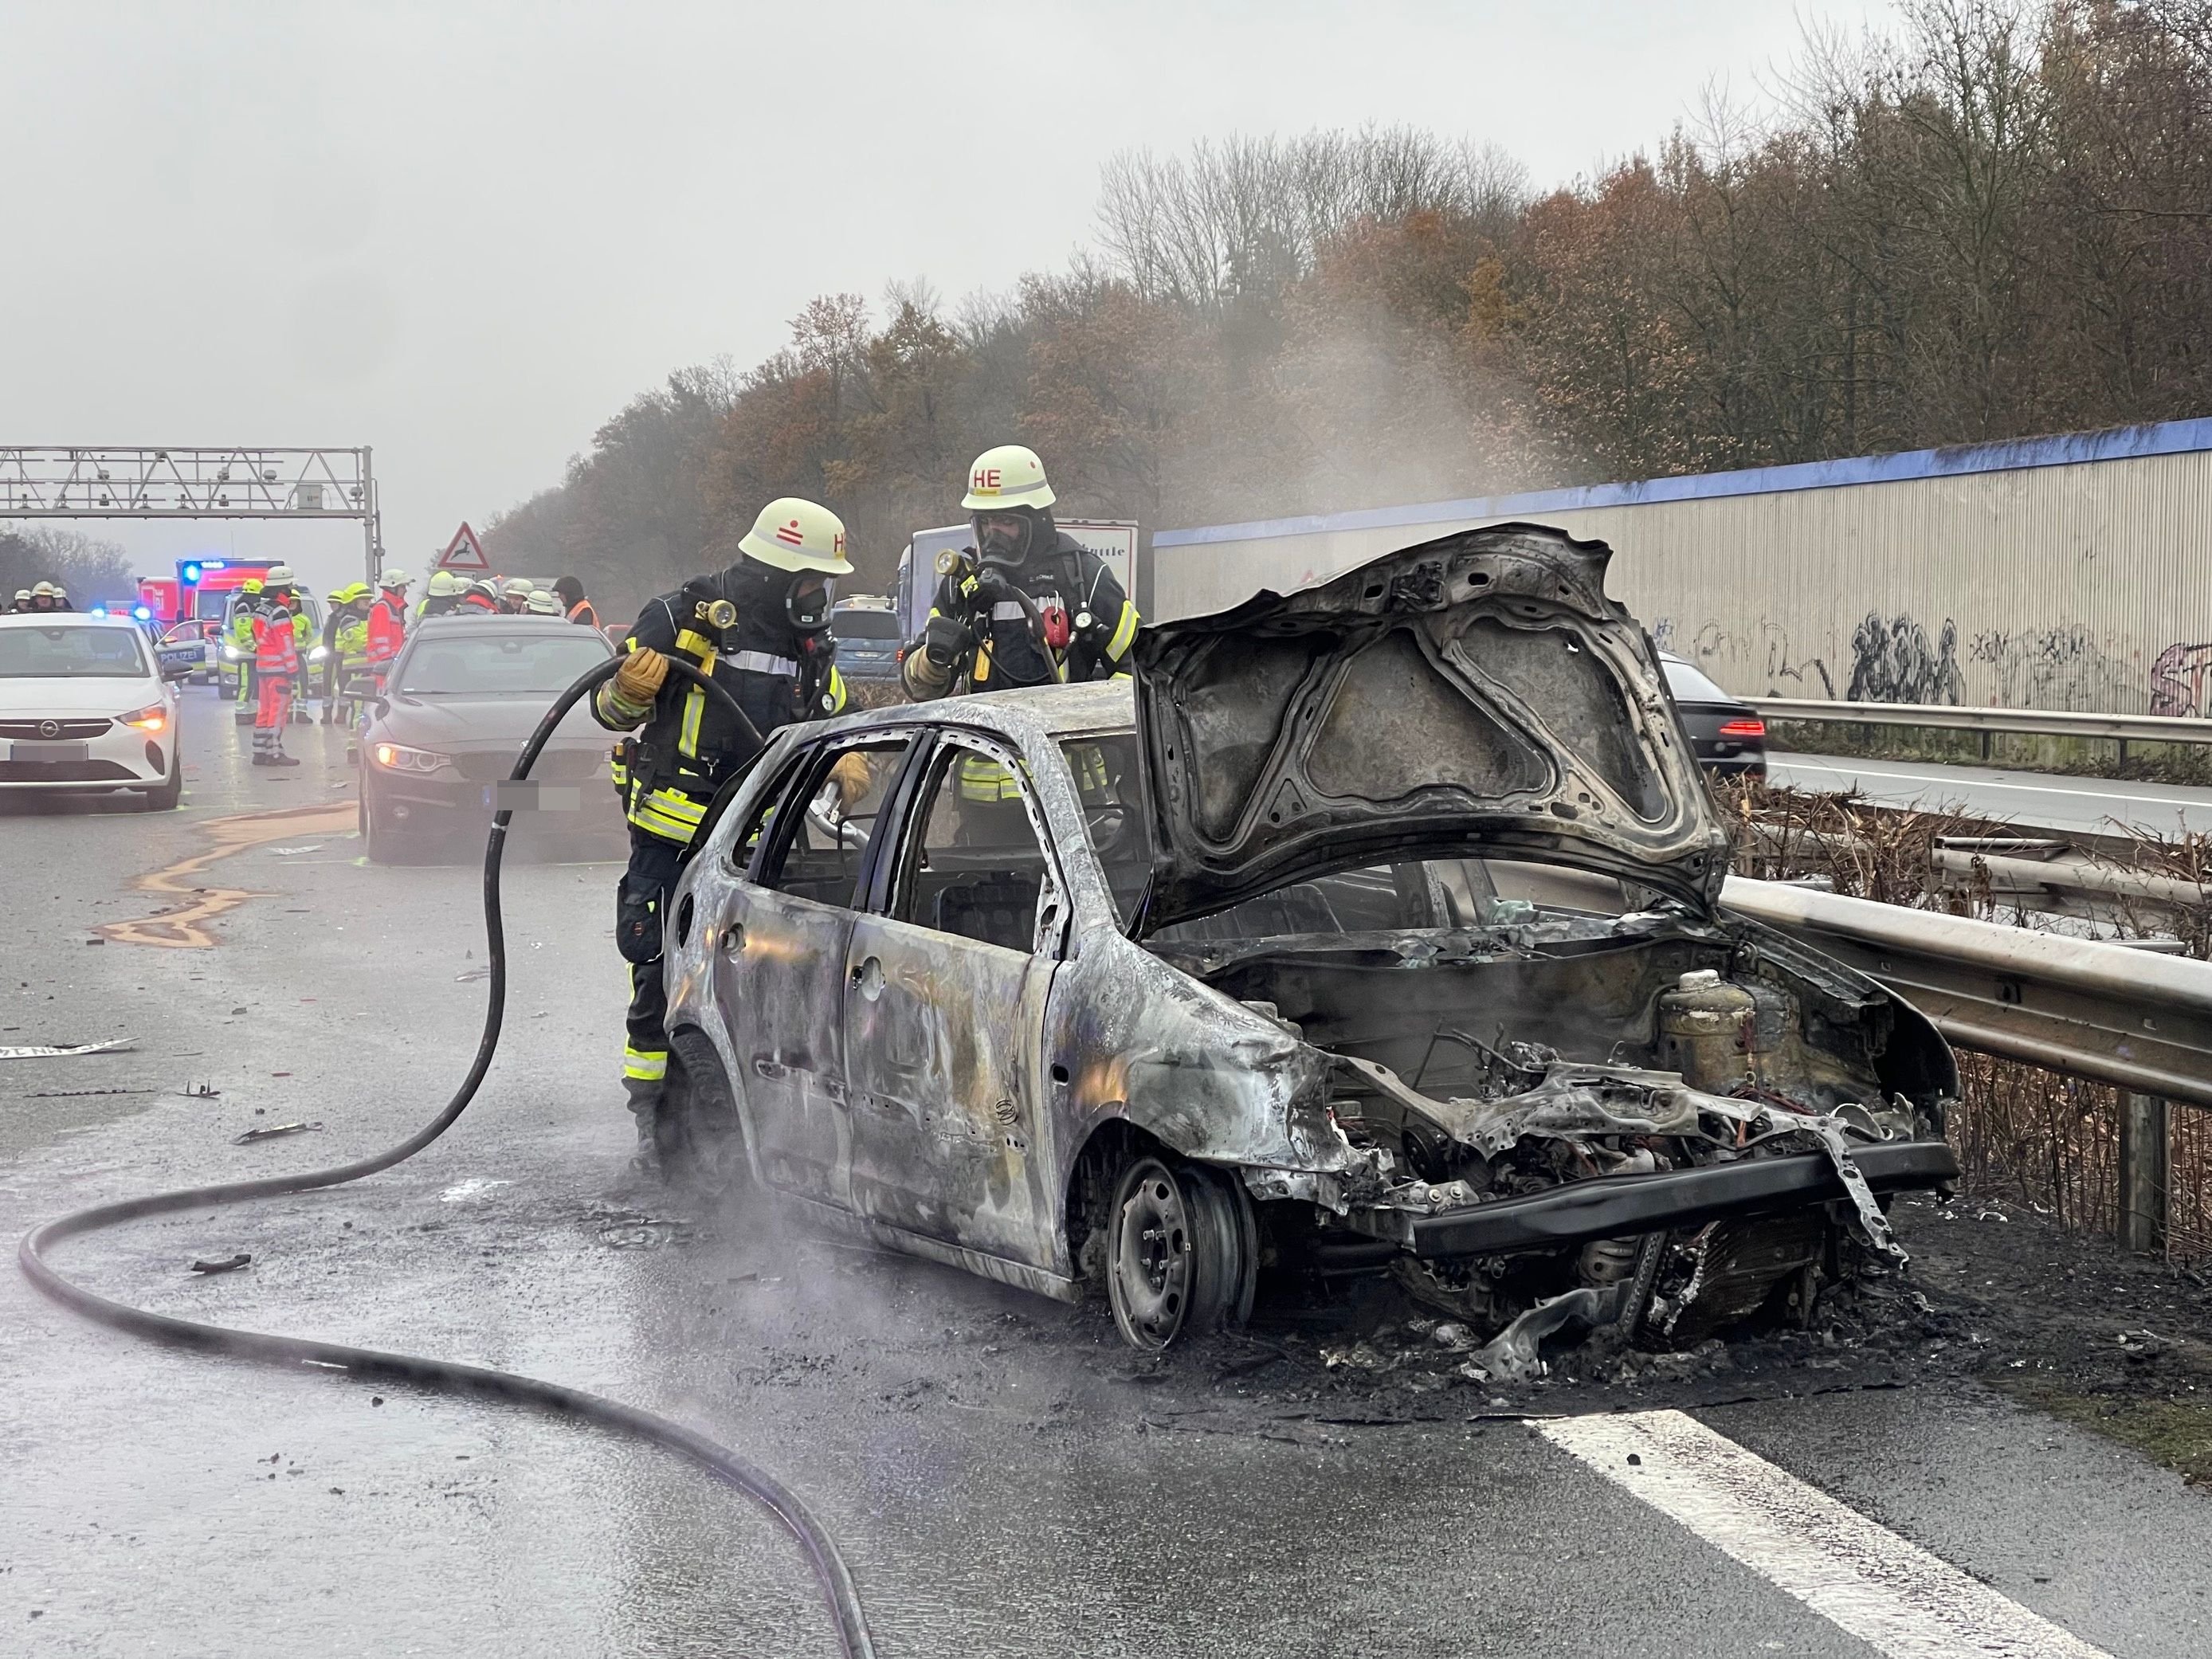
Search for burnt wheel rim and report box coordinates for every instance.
[1111,1159,1193,1350]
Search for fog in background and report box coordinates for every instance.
[0,0,1883,597]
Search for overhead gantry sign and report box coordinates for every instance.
[0,445,385,582]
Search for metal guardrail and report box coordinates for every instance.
[1721,876,2212,1112]
[1747,696,2212,750]
[1928,837,2208,929]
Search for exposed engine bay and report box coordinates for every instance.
[1147,857,1958,1360]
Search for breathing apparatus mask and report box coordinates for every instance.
[971,504,1048,571]
[696,558,838,645]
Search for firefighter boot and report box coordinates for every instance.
[623,1077,666,1180]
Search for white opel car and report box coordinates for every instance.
[0,614,190,810]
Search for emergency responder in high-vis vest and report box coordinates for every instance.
[228,578,265,725]
[589,496,855,1167]
[418,571,462,619]
[366,571,410,682]
[552,575,598,629]
[320,584,373,724]
[900,445,1139,815]
[250,569,304,767]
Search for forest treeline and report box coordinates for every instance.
[486,0,2212,610]
[0,528,135,606]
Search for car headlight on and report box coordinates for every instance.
[120,703,167,733]
[222,643,244,661]
[371,741,449,774]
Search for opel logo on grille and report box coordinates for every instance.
[37,720,58,739]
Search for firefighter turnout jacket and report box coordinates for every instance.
[591,578,850,845]
[367,592,407,669]
[900,531,1137,700]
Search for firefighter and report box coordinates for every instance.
[366,570,410,686]
[900,445,1139,827]
[901,444,1138,703]
[498,577,535,614]
[28,580,62,613]
[418,571,463,619]
[551,575,599,629]
[590,496,854,1169]
[251,568,304,767]
[10,589,28,612]
[228,578,265,725]
[524,590,563,617]
[458,579,501,614]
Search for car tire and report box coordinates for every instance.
[659,1030,751,1198]
[138,763,182,812]
[359,786,418,865]
[1105,1153,1257,1351]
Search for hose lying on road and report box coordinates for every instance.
[18,657,877,1659]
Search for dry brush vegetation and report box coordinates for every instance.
[1718,778,2212,1259]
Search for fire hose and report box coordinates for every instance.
[18,655,877,1659]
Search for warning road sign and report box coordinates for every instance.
[437,523,488,571]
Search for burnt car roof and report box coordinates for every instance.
[1131,524,1729,928]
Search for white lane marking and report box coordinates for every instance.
[1772,755,2212,815]
[1539,1410,2112,1659]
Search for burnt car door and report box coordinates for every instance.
[714,732,914,1205]
[840,729,1066,1266]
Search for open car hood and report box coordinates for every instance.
[1131,523,1731,930]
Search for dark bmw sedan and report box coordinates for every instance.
[359,616,621,863]
[1661,653,1767,778]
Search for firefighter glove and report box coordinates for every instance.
[827,751,872,812]
[614,646,670,707]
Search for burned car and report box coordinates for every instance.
[660,524,1959,1352]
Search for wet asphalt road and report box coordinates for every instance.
[3,688,2208,1657]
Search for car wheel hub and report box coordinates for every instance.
[1112,1163,1192,1347]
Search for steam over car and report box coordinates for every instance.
[658,524,1959,1351]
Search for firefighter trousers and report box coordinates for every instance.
[618,825,685,1111]
[253,673,294,757]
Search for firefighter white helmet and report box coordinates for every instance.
[961,444,1055,512]
[379,568,412,590]
[264,565,296,588]
[738,496,854,576]
[524,590,562,615]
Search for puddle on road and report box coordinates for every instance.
[96,802,357,947]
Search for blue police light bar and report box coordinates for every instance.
[133,604,152,621]
[89,605,108,617]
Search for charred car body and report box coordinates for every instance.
[661,524,1959,1351]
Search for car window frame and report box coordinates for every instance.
[741,729,921,907]
[872,724,1073,959]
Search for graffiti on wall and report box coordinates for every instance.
[1846,613,1963,705]
[1650,616,1837,699]
[2151,641,2212,716]
[1969,627,2142,713]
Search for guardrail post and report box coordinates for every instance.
[2118,1092,2170,1255]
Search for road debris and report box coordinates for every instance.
[179,1083,222,1099]
[438,1178,512,1202]
[233,1121,324,1144]
[188,1254,251,1275]
[0,1037,137,1060]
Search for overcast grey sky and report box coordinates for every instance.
[1,0,1886,594]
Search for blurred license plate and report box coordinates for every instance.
[9,743,88,763]
[488,781,580,812]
